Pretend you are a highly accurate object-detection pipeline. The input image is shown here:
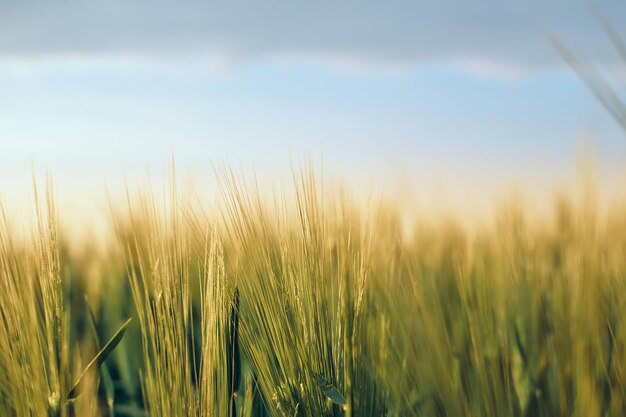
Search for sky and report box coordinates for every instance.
[1,1,626,218]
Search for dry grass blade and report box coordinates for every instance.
[549,34,626,131]
[549,6,626,134]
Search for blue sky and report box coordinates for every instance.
[0,1,625,210]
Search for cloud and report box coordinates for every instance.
[0,1,624,75]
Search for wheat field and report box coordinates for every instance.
[0,165,625,417]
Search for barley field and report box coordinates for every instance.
[0,164,624,417]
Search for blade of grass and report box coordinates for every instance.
[85,295,118,416]
[68,317,132,400]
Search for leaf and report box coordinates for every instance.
[68,317,132,400]
[314,372,347,406]
[228,287,241,394]
[84,296,117,415]
[513,323,528,367]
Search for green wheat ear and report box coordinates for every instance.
[67,317,133,400]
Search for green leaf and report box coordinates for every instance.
[314,372,347,406]
[68,317,132,400]
[84,296,117,415]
